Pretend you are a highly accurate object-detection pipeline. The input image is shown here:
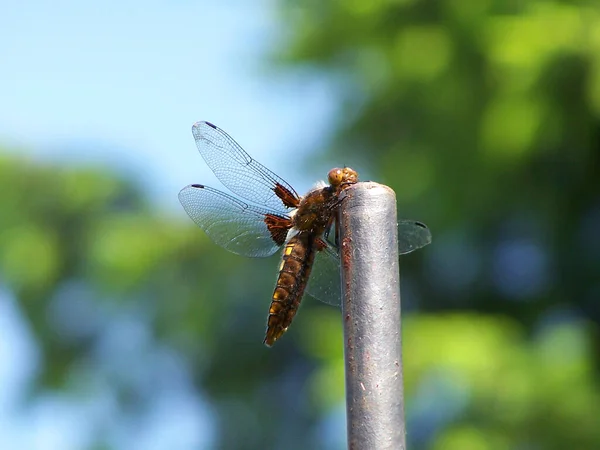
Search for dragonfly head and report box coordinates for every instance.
[328,167,359,191]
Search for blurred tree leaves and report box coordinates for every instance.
[0,154,348,449]
[1,148,599,449]
[405,314,600,449]
[272,0,600,448]
[275,0,600,317]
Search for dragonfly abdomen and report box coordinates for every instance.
[264,232,316,346]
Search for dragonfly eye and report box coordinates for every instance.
[327,168,344,186]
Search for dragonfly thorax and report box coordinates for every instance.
[292,186,337,234]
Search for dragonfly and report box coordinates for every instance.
[179,121,431,346]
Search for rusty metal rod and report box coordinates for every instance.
[339,182,405,450]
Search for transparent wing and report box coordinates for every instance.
[398,220,432,254]
[306,245,341,306]
[179,184,288,257]
[305,220,432,307]
[192,121,300,213]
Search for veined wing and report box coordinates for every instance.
[305,220,432,306]
[306,244,341,306]
[179,184,291,258]
[192,121,300,213]
[398,220,432,254]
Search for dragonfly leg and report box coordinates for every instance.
[315,237,328,251]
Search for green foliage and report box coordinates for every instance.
[0,155,349,449]
[405,315,600,449]
[273,0,600,448]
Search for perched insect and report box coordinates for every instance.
[179,121,431,346]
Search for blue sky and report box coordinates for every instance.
[0,0,337,212]
[0,1,340,448]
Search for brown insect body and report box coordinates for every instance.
[264,168,358,346]
[264,232,317,346]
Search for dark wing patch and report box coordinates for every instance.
[264,213,293,246]
[273,183,300,208]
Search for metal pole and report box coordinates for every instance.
[339,182,405,450]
